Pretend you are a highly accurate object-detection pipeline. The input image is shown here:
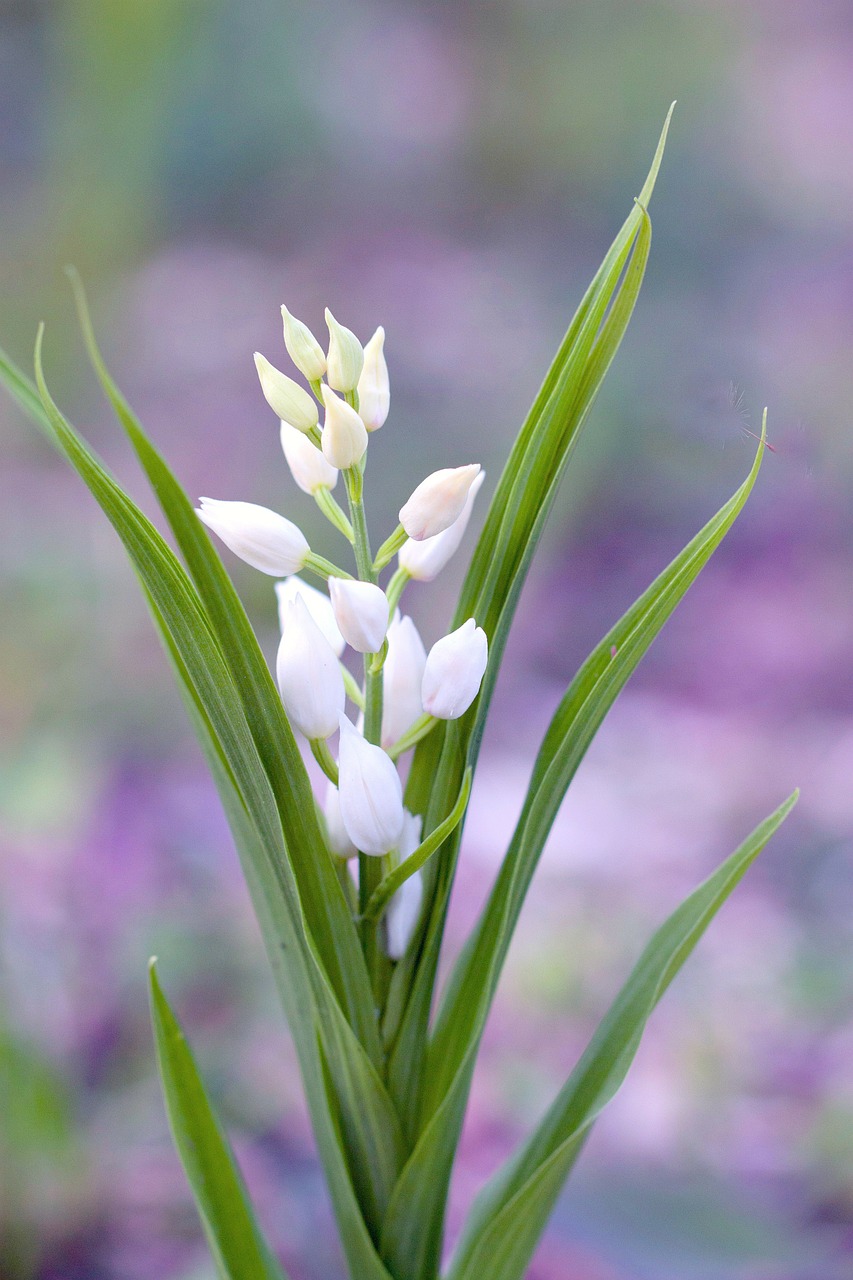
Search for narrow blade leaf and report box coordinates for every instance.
[447,793,799,1280]
[148,961,288,1280]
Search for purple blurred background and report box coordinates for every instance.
[2,1,853,1277]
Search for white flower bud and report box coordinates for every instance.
[281,305,327,382]
[197,498,309,576]
[275,577,345,657]
[357,326,390,432]
[399,464,481,541]
[422,619,488,720]
[325,309,364,393]
[329,579,389,654]
[337,716,404,856]
[399,471,484,582]
[280,421,338,494]
[381,614,426,749]
[323,783,358,860]
[276,597,345,740]
[385,810,424,960]
[254,352,318,432]
[320,385,368,469]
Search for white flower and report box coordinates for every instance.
[197,498,309,576]
[385,810,424,960]
[381,615,426,749]
[422,619,488,720]
[398,471,484,582]
[337,716,404,856]
[254,352,318,432]
[399,464,481,541]
[357,327,390,432]
[275,577,345,657]
[276,596,345,740]
[281,305,327,382]
[325,309,364,393]
[329,579,389,654]
[323,783,358,860]
[280,421,338,494]
[321,385,368,470]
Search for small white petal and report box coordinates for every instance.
[198,499,309,576]
[275,577,345,657]
[399,464,481,541]
[276,597,345,740]
[280,421,338,494]
[324,783,358,860]
[281,305,327,382]
[254,352,318,432]
[381,615,426,749]
[385,864,424,962]
[325,309,364,393]
[329,579,389,654]
[422,619,488,720]
[321,385,368,470]
[357,326,390,432]
[337,716,404,856]
[399,471,485,582]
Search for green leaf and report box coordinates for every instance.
[426,422,770,1115]
[66,268,379,1068]
[380,426,768,1280]
[363,769,472,927]
[148,961,288,1280]
[148,593,396,1280]
[379,109,673,1279]
[22,337,402,1253]
[446,792,799,1280]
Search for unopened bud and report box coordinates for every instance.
[254,352,318,432]
[422,618,488,720]
[276,597,345,740]
[325,309,364,393]
[381,614,426,749]
[197,498,309,576]
[385,810,424,960]
[323,783,358,860]
[337,716,404,856]
[399,471,484,582]
[281,305,327,382]
[329,578,389,653]
[399,464,481,541]
[357,327,390,432]
[275,577,345,656]
[321,385,368,469]
[280,421,338,494]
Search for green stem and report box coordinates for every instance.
[385,565,410,617]
[341,664,365,710]
[387,712,438,761]
[303,551,353,581]
[314,486,355,542]
[373,523,408,572]
[310,737,339,786]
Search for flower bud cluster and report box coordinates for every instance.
[196,305,491,960]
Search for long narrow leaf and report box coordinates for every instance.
[148,961,288,1280]
[66,270,380,1067]
[149,590,396,1280]
[447,792,798,1280]
[379,113,671,1280]
[426,422,769,1114]
[380,426,767,1280]
[386,113,673,1153]
[25,339,403,1247]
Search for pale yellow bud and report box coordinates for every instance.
[357,327,390,431]
[321,385,368,469]
[325,308,364,392]
[254,352,318,432]
[281,305,327,382]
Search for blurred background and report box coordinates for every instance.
[2,0,853,1276]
